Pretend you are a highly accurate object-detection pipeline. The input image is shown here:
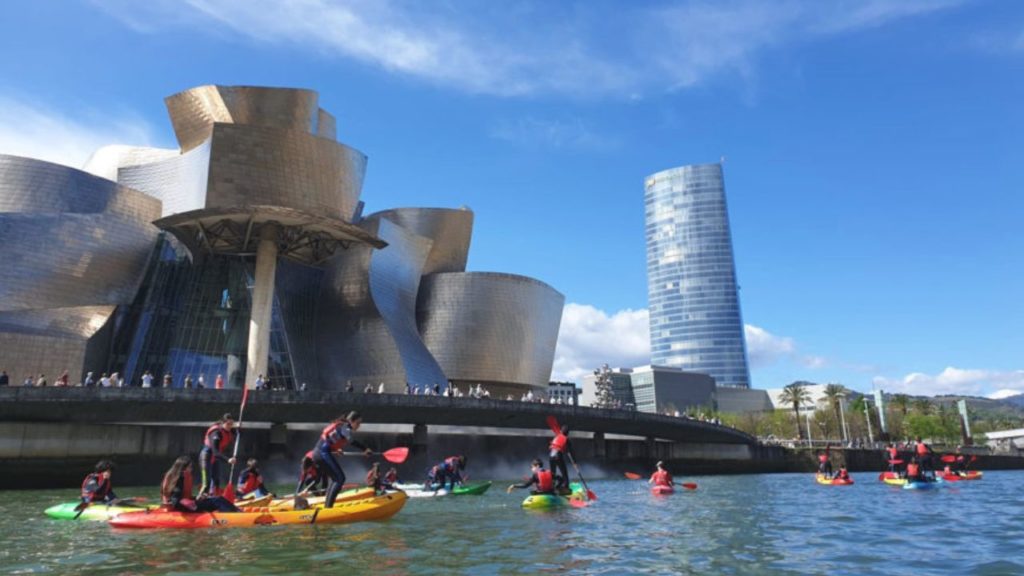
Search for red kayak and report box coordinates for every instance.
[816,474,854,485]
[941,471,983,481]
[651,484,675,496]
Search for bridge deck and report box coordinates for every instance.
[0,388,755,445]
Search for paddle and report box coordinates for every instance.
[223,386,251,503]
[337,447,409,464]
[72,501,90,520]
[624,471,696,490]
[940,455,957,463]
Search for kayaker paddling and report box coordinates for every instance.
[549,425,575,491]
[427,455,467,492]
[80,459,117,506]
[649,461,674,489]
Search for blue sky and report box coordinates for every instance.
[1,0,1021,397]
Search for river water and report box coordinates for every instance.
[2,472,1022,575]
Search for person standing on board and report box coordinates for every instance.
[649,461,674,489]
[198,413,237,496]
[817,444,833,476]
[506,459,555,495]
[80,460,118,505]
[884,443,900,474]
[312,411,372,508]
[914,437,934,474]
[549,425,575,492]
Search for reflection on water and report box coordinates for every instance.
[2,472,1024,575]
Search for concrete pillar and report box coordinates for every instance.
[646,436,656,459]
[269,422,288,457]
[245,224,279,388]
[412,423,428,455]
[593,431,605,459]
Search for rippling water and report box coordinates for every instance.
[3,472,1023,575]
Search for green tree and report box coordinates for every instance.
[778,382,813,439]
[891,394,911,416]
[913,398,934,415]
[823,383,848,440]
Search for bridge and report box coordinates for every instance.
[0,387,754,445]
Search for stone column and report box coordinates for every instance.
[412,423,429,455]
[245,224,279,389]
[593,431,606,459]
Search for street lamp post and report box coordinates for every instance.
[838,392,849,444]
[864,399,875,445]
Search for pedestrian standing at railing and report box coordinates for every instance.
[214,374,224,389]
[141,371,153,388]
[0,370,7,386]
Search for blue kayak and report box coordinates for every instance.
[903,479,942,490]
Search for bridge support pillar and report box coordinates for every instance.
[646,436,656,459]
[269,422,287,457]
[412,423,428,455]
[593,431,605,459]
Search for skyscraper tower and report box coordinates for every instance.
[644,162,751,388]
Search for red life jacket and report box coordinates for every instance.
[204,424,233,453]
[238,469,261,494]
[907,463,920,477]
[384,470,397,483]
[915,442,929,456]
[887,447,898,459]
[444,456,462,470]
[550,433,568,454]
[818,454,828,463]
[536,469,554,492]
[319,421,350,452]
[837,470,849,480]
[366,469,378,485]
[651,469,673,486]
[163,471,194,505]
[80,473,110,502]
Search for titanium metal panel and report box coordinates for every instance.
[317,217,447,392]
[368,208,473,274]
[417,272,564,391]
[205,123,366,221]
[82,145,180,182]
[165,85,320,152]
[116,139,211,217]
[0,155,162,383]
[644,163,751,389]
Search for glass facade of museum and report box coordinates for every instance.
[644,163,751,389]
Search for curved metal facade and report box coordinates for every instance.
[370,208,473,274]
[644,163,751,388]
[417,272,564,391]
[317,216,447,392]
[0,155,161,382]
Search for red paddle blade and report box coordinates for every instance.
[569,498,589,508]
[887,459,904,465]
[941,455,957,463]
[681,483,697,490]
[222,484,236,503]
[586,489,597,501]
[545,415,561,435]
[878,472,885,481]
[382,447,409,464]
[624,472,642,480]
[970,455,977,462]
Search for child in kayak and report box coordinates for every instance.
[236,458,271,498]
[833,465,851,481]
[161,455,238,512]
[384,467,399,488]
[506,459,555,495]
[649,461,674,488]
[311,412,373,508]
[81,460,118,505]
[199,413,237,497]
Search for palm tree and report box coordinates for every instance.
[823,383,847,440]
[913,398,933,415]
[890,394,911,416]
[778,382,812,439]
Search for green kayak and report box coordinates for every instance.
[451,481,492,495]
[44,501,154,521]
[521,483,586,510]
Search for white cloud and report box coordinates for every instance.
[872,367,1024,397]
[551,303,650,383]
[0,95,156,169]
[989,389,1023,400]
[92,0,961,98]
[550,302,810,382]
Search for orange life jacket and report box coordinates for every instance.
[203,424,233,453]
[550,433,568,454]
[536,469,554,492]
[651,469,673,486]
[915,442,929,456]
[907,463,920,477]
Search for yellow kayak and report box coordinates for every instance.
[253,488,377,511]
[109,491,407,529]
[883,477,907,486]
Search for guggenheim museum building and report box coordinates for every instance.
[0,85,564,394]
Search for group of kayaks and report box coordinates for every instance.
[815,470,984,491]
[43,478,600,527]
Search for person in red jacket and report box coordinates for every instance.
[236,458,271,498]
[905,457,924,483]
[80,460,117,505]
[914,437,934,474]
[310,412,372,508]
[649,461,674,487]
[506,459,555,495]
[295,450,327,495]
[817,444,833,476]
[198,413,237,496]
[161,455,238,512]
[549,425,575,491]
